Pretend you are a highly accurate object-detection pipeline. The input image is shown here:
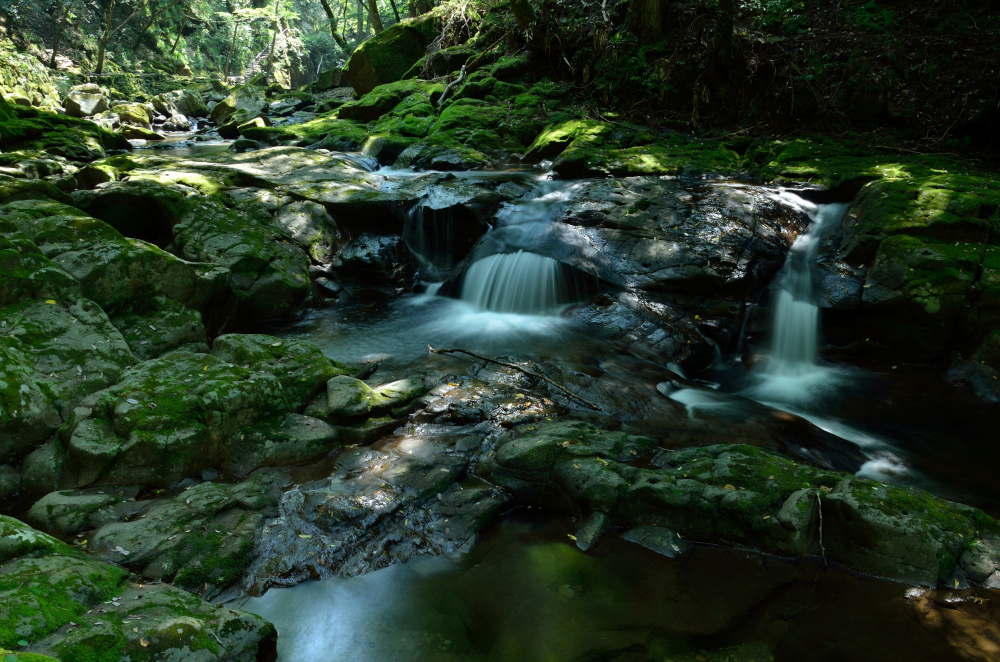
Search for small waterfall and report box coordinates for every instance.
[460,251,563,315]
[766,199,849,375]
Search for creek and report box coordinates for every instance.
[241,167,1000,660]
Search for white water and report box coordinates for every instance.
[460,251,564,315]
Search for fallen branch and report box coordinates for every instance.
[428,346,603,411]
[816,492,826,567]
[437,64,467,107]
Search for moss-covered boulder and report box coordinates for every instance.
[110,102,152,129]
[0,199,234,321]
[26,485,141,537]
[0,102,130,162]
[0,219,80,306]
[222,414,338,478]
[338,79,444,123]
[210,333,346,412]
[109,296,209,361]
[0,298,135,465]
[479,422,1000,587]
[88,469,289,598]
[309,374,428,422]
[0,515,277,661]
[272,200,341,264]
[73,178,309,320]
[208,84,267,125]
[343,13,441,96]
[152,89,208,118]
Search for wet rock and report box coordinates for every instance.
[946,358,1000,403]
[574,511,610,551]
[119,124,165,142]
[621,525,690,558]
[0,298,135,465]
[110,296,210,361]
[111,101,152,128]
[339,234,411,284]
[0,515,276,660]
[0,464,18,500]
[317,375,429,421]
[0,217,81,306]
[26,485,142,536]
[89,469,289,598]
[481,425,1000,586]
[209,84,267,125]
[20,440,66,499]
[273,200,341,264]
[74,164,119,189]
[222,414,338,478]
[240,428,506,593]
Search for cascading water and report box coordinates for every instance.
[765,199,850,376]
[459,250,563,314]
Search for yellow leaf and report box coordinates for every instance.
[298,534,312,539]
[724,484,736,490]
[567,534,577,541]
[140,639,150,648]
[573,463,581,470]
[515,393,525,398]
[955,579,960,588]
[762,515,771,520]
[45,299,57,304]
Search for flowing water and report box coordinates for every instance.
[250,172,1000,661]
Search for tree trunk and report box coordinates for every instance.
[408,0,416,17]
[510,0,536,32]
[365,0,383,34]
[225,19,238,77]
[357,0,363,37]
[50,1,68,69]
[319,0,349,50]
[95,0,117,75]
[387,0,400,22]
[714,0,735,67]
[171,12,189,55]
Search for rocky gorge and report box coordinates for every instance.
[2,1,1000,661]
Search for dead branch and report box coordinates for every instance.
[428,346,603,411]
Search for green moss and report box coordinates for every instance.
[338,79,444,123]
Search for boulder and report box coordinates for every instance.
[64,90,109,118]
[209,84,267,125]
[273,200,341,263]
[161,113,190,131]
[26,485,142,536]
[0,298,136,465]
[338,79,443,123]
[111,101,152,128]
[0,217,81,306]
[119,124,165,141]
[343,13,441,96]
[152,89,208,118]
[0,515,277,660]
[109,295,209,361]
[87,469,289,598]
[0,464,18,500]
[222,414,338,478]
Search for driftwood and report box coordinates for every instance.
[428,346,603,411]
[437,65,467,107]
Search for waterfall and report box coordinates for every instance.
[460,251,564,315]
[766,200,849,375]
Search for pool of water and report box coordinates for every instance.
[233,512,1000,662]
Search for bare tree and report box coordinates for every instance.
[95,0,181,74]
[318,0,349,50]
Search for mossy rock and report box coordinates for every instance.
[343,12,442,96]
[88,469,289,598]
[338,79,444,123]
[0,298,136,465]
[0,221,80,307]
[109,296,209,361]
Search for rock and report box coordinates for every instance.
[343,13,441,96]
[479,425,1000,587]
[64,90,109,118]
[622,525,690,558]
[0,216,81,306]
[73,179,309,321]
[222,414,338,478]
[152,89,208,118]
[0,298,135,465]
[209,84,267,125]
[90,110,120,131]
[0,515,277,660]
[210,333,346,411]
[312,68,343,91]
[0,464,18,500]
[26,485,142,536]
[109,296,209,361]
[217,108,269,138]
[88,469,289,598]
[339,234,410,284]
[74,164,119,189]
[60,352,283,489]
[273,200,341,263]
[0,199,234,321]
[162,113,190,132]
[574,511,610,551]
[338,79,443,123]
[119,124,165,141]
[320,375,428,420]
[111,101,152,128]
[20,440,66,499]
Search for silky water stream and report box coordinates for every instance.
[241,173,1000,661]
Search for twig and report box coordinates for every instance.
[428,346,603,411]
[437,65,467,107]
[932,93,969,144]
[816,492,826,567]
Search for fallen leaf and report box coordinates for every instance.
[567,534,577,541]
[140,639,150,648]
[762,515,771,520]
[298,534,312,539]
[271,342,282,347]
[114,545,131,556]
[45,299,57,305]
[573,463,581,470]
[515,393,525,398]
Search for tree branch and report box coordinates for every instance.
[428,346,603,411]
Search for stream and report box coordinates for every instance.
[231,164,1000,661]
